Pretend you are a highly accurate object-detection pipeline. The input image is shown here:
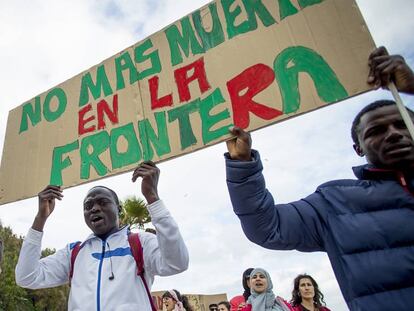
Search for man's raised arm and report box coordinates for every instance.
[225,127,326,252]
[132,162,189,277]
[15,186,70,289]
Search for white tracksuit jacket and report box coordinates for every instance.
[15,200,189,311]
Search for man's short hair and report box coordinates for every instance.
[89,186,121,208]
[351,100,398,146]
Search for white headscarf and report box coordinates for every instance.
[247,268,285,311]
[167,290,187,311]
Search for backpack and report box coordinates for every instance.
[69,232,157,311]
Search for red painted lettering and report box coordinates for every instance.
[174,57,211,103]
[227,64,282,129]
[149,76,173,110]
[78,104,95,135]
[97,94,119,130]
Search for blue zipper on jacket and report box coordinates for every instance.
[96,240,106,311]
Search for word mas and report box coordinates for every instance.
[18,0,347,185]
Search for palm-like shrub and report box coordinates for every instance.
[119,196,151,229]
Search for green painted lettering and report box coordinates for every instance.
[115,51,139,91]
[168,100,200,150]
[19,97,41,133]
[134,39,162,80]
[138,112,171,161]
[274,46,348,114]
[79,65,113,107]
[277,0,298,20]
[110,123,142,169]
[222,0,249,39]
[298,0,323,9]
[242,0,276,28]
[80,131,110,179]
[165,16,205,66]
[43,88,67,122]
[192,3,225,51]
[50,140,79,185]
[199,89,232,144]
[222,0,276,39]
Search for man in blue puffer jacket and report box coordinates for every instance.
[225,47,414,311]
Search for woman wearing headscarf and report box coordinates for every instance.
[230,268,254,311]
[289,274,331,311]
[241,268,293,311]
[162,289,194,311]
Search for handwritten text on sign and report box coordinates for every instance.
[0,0,374,204]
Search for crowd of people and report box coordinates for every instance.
[206,269,330,311]
[7,44,414,311]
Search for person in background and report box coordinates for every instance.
[219,301,231,311]
[162,289,194,311]
[241,268,292,311]
[290,274,330,311]
[209,303,219,311]
[230,268,254,311]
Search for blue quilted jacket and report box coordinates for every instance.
[226,150,414,311]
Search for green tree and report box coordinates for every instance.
[0,224,33,311]
[119,196,151,229]
[0,224,69,311]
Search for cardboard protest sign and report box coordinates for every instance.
[0,0,375,204]
[151,291,227,311]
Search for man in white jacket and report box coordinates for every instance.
[16,161,189,311]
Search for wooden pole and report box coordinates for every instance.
[389,82,414,141]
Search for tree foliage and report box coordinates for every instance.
[119,196,151,229]
[0,224,69,311]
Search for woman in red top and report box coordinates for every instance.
[230,268,254,311]
[289,274,331,311]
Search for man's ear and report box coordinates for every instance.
[353,144,365,157]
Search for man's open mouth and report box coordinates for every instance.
[90,215,104,225]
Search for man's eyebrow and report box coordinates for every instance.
[84,195,113,203]
[363,119,386,130]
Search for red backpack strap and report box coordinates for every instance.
[128,233,144,276]
[128,232,157,311]
[69,241,82,285]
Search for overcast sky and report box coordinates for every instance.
[0,1,413,310]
